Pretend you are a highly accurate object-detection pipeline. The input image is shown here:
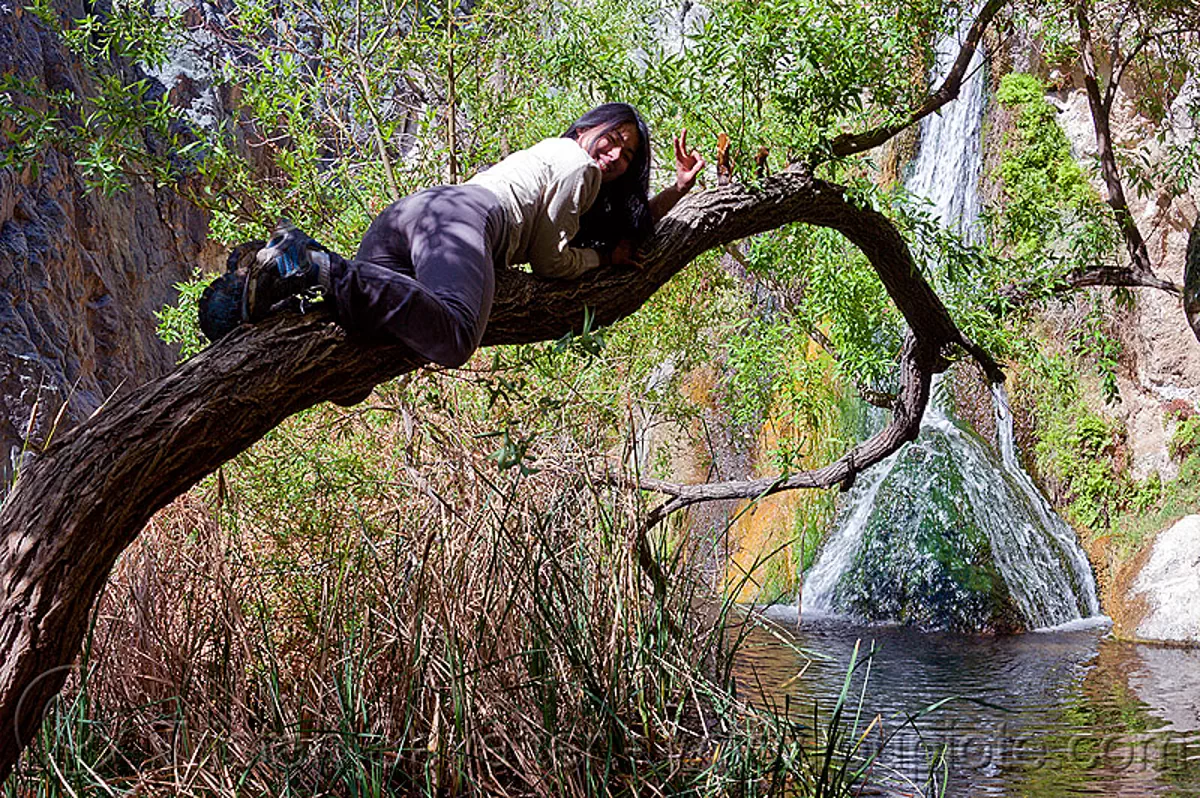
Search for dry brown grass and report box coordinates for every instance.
[10,372,767,797]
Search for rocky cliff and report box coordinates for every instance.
[1053,75,1200,481]
[0,0,213,485]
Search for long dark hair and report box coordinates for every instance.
[563,103,653,252]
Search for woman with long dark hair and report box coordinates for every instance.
[215,102,704,367]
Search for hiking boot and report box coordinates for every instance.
[242,221,328,323]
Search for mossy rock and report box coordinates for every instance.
[831,431,1026,634]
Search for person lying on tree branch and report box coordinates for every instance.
[200,103,706,366]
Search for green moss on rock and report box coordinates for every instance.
[832,431,1026,634]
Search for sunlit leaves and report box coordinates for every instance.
[156,269,213,361]
[59,1,180,70]
[988,73,1119,303]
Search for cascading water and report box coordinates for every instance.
[904,24,986,241]
[991,384,1101,620]
[801,19,1100,631]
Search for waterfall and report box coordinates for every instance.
[904,23,986,242]
[802,390,1100,629]
[991,384,1102,618]
[800,16,1100,631]
[802,448,900,614]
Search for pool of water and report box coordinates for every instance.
[735,609,1200,796]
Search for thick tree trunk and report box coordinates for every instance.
[0,169,991,780]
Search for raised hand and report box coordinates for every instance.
[673,129,706,193]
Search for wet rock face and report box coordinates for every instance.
[0,2,212,484]
[1131,515,1200,643]
[831,432,1026,635]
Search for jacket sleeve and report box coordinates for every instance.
[528,160,602,279]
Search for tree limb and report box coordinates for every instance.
[827,0,1008,160]
[1075,0,1159,284]
[0,168,1000,779]
[636,330,936,523]
[1062,264,1180,294]
[995,263,1181,309]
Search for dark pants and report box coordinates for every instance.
[326,184,507,368]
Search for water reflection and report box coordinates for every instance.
[735,609,1200,796]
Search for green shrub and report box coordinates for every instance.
[1025,353,1131,534]
[990,73,1120,292]
[1169,413,1200,461]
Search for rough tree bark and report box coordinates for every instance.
[1073,0,1194,298]
[997,261,1183,308]
[1188,219,1200,342]
[0,168,998,779]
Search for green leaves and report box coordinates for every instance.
[1025,352,1129,533]
[482,427,541,475]
[552,307,606,360]
[155,270,215,361]
[3,0,198,196]
[1070,295,1123,405]
[993,73,1106,265]
[58,1,180,69]
[0,77,66,177]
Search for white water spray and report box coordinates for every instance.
[801,446,902,615]
[905,24,986,241]
[991,384,1102,618]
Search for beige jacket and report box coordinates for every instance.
[467,138,602,279]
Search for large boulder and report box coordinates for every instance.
[826,428,1026,634]
[806,399,1099,634]
[1131,515,1200,644]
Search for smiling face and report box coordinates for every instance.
[578,122,640,183]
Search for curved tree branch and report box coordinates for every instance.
[997,263,1183,308]
[1076,0,1159,284]
[1062,264,1181,294]
[0,167,998,779]
[637,330,937,524]
[827,0,1008,160]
